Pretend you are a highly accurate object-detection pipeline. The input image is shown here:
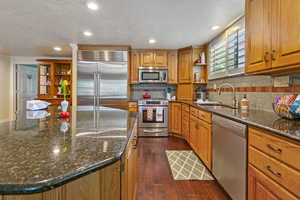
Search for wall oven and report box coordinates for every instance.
[138,99,168,137]
[138,67,168,83]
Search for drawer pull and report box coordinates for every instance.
[266,165,282,178]
[267,144,282,153]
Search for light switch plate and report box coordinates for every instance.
[273,76,290,87]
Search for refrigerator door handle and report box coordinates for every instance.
[93,72,97,107]
[97,72,101,106]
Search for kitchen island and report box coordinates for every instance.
[0,106,138,200]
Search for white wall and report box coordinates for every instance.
[0,55,11,122]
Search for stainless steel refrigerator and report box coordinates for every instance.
[77,50,128,108]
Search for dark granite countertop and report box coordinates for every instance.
[172,101,300,142]
[0,106,138,194]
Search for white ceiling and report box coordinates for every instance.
[0,0,244,57]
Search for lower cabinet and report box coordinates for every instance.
[248,127,300,200]
[168,103,182,136]
[197,119,211,170]
[2,161,121,200]
[189,114,212,170]
[181,109,190,141]
[122,123,138,200]
[248,165,298,200]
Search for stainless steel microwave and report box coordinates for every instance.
[138,67,168,83]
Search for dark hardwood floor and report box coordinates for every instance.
[136,137,231,200]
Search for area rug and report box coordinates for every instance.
[165,150,214,180]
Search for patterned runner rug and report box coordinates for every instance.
[165,150,214,180]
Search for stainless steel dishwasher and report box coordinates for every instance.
[212,114,247,200]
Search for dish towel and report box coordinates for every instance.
[147,108,153,121]
[156,107,163,122]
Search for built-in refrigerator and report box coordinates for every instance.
[77,50,128,108]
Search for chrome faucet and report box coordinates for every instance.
[217,83,238,109]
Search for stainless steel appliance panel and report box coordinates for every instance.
[138,67,168,83]
[138,105,168,128]
[77,62,99,106]
[98,62,128,99]
[212,114,246,200]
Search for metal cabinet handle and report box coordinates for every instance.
[267,144,282,154]
[271,50,276,61]
[266,165,282,178]
[264,52,270,62]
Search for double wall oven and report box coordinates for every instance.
[138,99,168,137]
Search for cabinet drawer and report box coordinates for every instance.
[249,127,300,171]
[198,109,211,124]
[249,147,300,198]
[248,165,298,200]
[182,104,190,112]
[190,106,198,117]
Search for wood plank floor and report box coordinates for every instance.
[136,137,231,200]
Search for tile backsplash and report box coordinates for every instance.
[207,74,300,112]
[130,84,176,100]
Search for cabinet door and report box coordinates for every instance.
[177,84,194,101]
[178,49,192,83]
[248,165,297,200]
[130,51,140,84]
[271,0,300,69]
[172,103,182,135]
[189,115,198,151]
[140,51,154,66]
[245,0,272,73]
[167,50,178,84]
[181,111,190,141]
[154,51,168,66]
[197,120,212,170]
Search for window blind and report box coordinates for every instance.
[208,17,245,80]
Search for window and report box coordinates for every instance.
[208,17,245,80]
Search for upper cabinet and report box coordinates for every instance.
[246,0,300,74]
[246,0,271,73]
[178,48,193,83]
[140,50,168,66]
[271,0,300,69]
[140,51,154,66]
[130,50,140,84]
[167,50,178,84]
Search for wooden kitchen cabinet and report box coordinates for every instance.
[245,0,271,73]
[177,84,194,101]
[154,50,168,66]
[189,110,212,170]
[248,165,297,200]
[167,50,178,84]
[189,115,200,152]
[271,0,300,69]
[130,51,140,84]
[248,127,300,200]
[140,50,168,67]
[122,123,138,200]
[128,101,138,112]
[169,103,182,135]
[197,118,211,169]
[178,48,193,83]
[181,104,190,141]
[140,51,154,66]
[246,0,300,74]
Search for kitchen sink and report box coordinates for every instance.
[197,103,238,109]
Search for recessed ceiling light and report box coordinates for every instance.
[148,38,156,44]
[83,31,93,37]
[211,25,220,30]
[53,46,62,51]
[86,1,99,10]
